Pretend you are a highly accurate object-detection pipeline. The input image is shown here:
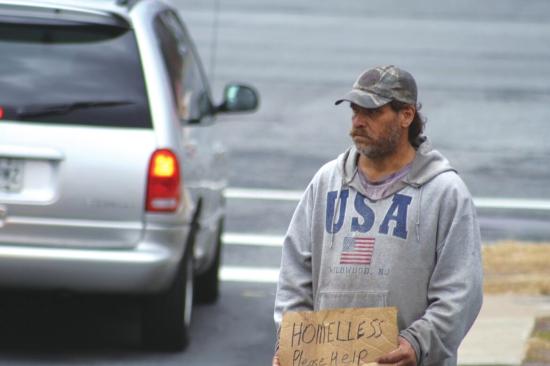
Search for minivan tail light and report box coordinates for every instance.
[146,149,181,212]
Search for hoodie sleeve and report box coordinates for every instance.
[273,182,316,335]
[400,179,484,365]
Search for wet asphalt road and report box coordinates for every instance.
[0,0,549,365]
[182,0,550,240]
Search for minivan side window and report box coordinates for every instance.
[154,11,212,123]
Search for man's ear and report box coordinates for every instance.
[400,106,415,128]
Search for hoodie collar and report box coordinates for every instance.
[337,136,455,200]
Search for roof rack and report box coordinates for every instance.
[116,0,141,9]
[0,2,131,28]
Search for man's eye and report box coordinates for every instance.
[367,108,382,116]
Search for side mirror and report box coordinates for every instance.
[216,84,259,114]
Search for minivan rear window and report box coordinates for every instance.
[0,22,152,128]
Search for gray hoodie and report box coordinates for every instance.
[274,137,483,365]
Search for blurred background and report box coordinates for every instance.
[175,0,550,241]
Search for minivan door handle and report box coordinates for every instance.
[0,145,65,161]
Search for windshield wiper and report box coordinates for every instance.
[16,100,135,119]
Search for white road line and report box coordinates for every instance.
[473,197,550,211]
[223,233,284,247]
[220,266,279,283]
[226,187,550,211]
[225,187,302,202]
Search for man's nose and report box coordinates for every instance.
[352,113,368,128]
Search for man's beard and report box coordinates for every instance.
[350,123,402,160]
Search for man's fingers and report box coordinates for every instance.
[377,347,404,363]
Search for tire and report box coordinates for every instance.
[195,218,223,304]
[142,243,194,351]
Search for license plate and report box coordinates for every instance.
[0,158,24,192]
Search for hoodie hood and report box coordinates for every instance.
[338,135,455,200]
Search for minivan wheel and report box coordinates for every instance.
[195,218,223,304]
[142,246,194,351]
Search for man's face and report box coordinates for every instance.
[348,103,404,160]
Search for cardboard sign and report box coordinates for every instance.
[279,307,398,366]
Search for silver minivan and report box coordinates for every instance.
[0,0,258,350]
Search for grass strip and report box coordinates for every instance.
[483,242,550,295]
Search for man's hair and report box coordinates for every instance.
[389,100,425,145]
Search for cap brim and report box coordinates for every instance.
[334,89,391,109]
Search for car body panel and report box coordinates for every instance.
[132,1,227,273]
[0,122,156,249]
[0,221,189,293]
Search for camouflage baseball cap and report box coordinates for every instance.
[335,65,417,108]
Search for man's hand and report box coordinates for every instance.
[272,351,280,366]
[376,336,417,365]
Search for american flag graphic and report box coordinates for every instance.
[339,236,375,265]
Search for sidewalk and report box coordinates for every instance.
[458,294,550,365]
